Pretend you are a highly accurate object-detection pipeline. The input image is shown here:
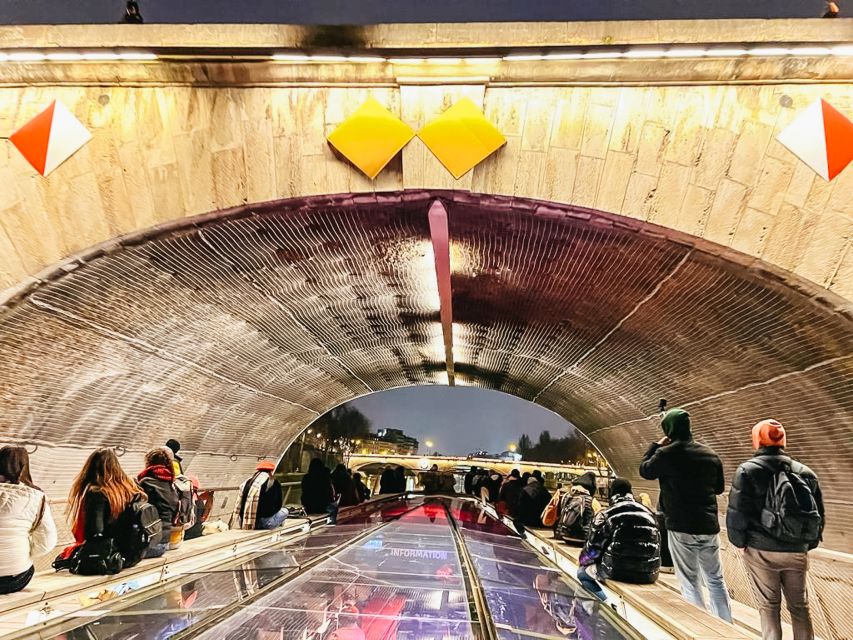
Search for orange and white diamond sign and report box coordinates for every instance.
[777,99,853,181]
[9,100,92,176]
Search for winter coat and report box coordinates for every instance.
[138,466,178,546]
[379,468,396,494]
[726,447,824,553]
[240,472,284,519]
[353,479,369,503]
[516,481,552,527]
[580,494,660,584]
[639,438,725,535]
[0,482,57,576]
[301,469,336,514]
[331,470,359,507]
[499,478,523,516]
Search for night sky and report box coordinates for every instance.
[0,0,828,24]
[348,386,578,456]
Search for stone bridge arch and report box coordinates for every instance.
[0,22,851,551]
[0,190,849,547]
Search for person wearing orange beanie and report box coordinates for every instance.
[751,419,787,450]
[727,419,824,640]
[231,461,289,530]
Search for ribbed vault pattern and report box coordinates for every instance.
[0,190,850,548]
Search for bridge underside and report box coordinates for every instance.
[1,190,849,547]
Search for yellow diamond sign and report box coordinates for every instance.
[326,97,415,179]
[417,98,506,179]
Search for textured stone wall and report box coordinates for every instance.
[0,82,851,300]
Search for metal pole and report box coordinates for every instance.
[296,431,307,472]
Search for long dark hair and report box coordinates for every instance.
[0,446,36,488]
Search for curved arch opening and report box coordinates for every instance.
[281,384,605,470]
[0,189,849,548]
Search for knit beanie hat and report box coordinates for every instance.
[575,471,597,494]
[752,419,786,450]
[610,478,632,497]
[661,408,692,440]
[256,460,276,472]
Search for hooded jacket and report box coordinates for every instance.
[138,465,177,545]
[579,493,660,584]
[726,447,824,552]
[516,479,552,527]
[639,409,725,535]
[301,460,336,514]
[0,482,58,576]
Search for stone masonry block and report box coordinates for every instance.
[731,207,775,256]
[727,120,774,186]
[703,178,748,246]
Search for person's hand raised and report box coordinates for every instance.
[657,436,671,446]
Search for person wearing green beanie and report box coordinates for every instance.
[639,408,732,623]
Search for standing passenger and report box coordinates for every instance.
[727,420,824,640]
[137,447,179,558]
[0,447,57,594]
[639,408,732,622]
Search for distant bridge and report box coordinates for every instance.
[348,454,606,479]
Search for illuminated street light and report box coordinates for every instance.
[509,443,517,452]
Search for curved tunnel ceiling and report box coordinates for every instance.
[0,190,850,548]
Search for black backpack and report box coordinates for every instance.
[71,536,124,576]
[556,492,594,542]
[755,460,822,545]
[120,496,163,566]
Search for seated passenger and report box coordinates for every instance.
[393,466,407,493]
[420,464,442,494]
[0,446,57,594]
[301,458,338,524]
[464,466,478,495]
[515,477,552,532]
[556,471,602,543]
[577,478,660,601]
[165,438,184,474]
[378,465,396,494]
[233,461,289,530]
[183,475,214,541]
[352,472,369,503]
[137,447,179,558]
[480,473,503,503]
[331,465,360,507]
[62,448,152,571]
[498,469,523,517]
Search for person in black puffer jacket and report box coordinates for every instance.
[726,419,824,640]
[577,478,660,601]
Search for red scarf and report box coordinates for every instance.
[138,465,175,482]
